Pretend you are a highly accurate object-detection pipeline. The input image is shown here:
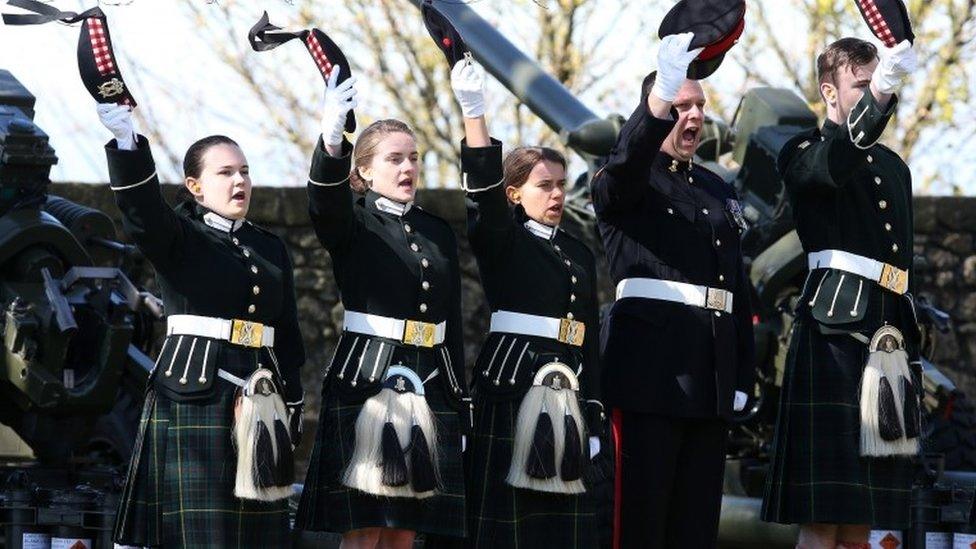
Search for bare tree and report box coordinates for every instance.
[66,0,973,191]
[116,0,656,186]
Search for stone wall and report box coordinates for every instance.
[911,198,976,398]
[47,183,976,471]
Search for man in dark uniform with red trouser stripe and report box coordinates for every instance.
[592,29,755,548]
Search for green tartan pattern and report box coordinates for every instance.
[296,377,467,538]
[114,384,290,548]
[761,316,914,529]
[465,393,598,548]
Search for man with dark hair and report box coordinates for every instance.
[761,34,919,549]
[592,31,755,548]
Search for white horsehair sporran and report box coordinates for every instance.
[859,324,920,457]
[507,361,587,494]
[232,368,294,501]
[342,364,441,499]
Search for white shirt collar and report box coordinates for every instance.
[203,211,245,233]
[374,195,413,217]
[524,219,557,240]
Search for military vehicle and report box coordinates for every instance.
[0,69,161,549]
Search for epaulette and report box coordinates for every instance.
[777,127,822,171]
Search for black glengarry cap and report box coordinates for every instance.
[854,0,914,47]
[658,0,746,80]
[422,0,469,67]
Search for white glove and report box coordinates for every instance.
[589,436,600,459]
[320,65,358,148]
[651,32,703,103]
[462,435,467,453]
[97,103,136,151]
[733,390,748,412]
[450,58,486,119]
[871,40,917,95]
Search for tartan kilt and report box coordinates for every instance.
[296,345,467,538]
[113,348,290,548]
[761,314,914,529]
[465,390,598,548]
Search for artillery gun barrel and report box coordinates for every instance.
[408,0,618,157]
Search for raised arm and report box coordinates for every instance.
[591,33,701,217]
[451,58,514,261]
[779,92,897,194]
[307,66,360,253]
[781,40,917,194]
[99,104,185,269]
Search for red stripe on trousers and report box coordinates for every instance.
[612,408,623,549]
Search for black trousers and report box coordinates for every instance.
[613,410,728,549]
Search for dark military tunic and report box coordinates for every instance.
[592,106,754,419]
[459,139,602,548]
[109,136,305,548]
[762,91,916,529]
[591,98,755,548]
[296,139,469,538]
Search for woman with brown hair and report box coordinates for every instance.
[295,67,470,548]
[97,104,305,547]
[451,58,604,548]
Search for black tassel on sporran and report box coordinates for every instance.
[381,421,409,487]
[561,414,584,482]
[409,424,438,493]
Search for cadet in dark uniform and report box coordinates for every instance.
[449,58,604,548]
[97,105,305,547]
[591,32,755,548]
[761,35,920,548]
[295,68,470,548]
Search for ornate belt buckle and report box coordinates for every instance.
[558,318,586,347]
[705,288,729,312]
[879,263,908,295]
[230,319,264,348]
[402,320,436,348]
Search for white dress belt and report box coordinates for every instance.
[615,278,734,314]
[167,314,275,347]
[489,310,585,345]
[807,249,909,295]
[343,310,447,346]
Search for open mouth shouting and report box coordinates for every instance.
[680,125,700,150]
[397,176,415,191]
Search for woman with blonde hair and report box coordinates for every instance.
[295,67,470,548]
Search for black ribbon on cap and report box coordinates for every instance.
[421,0,469,67]
[2,0,137,107]
[248,11,356,133]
